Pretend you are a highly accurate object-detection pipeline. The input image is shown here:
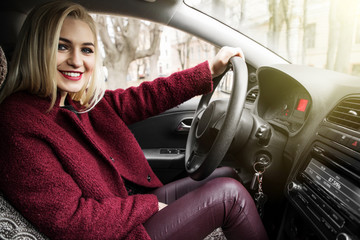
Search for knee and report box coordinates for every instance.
[222,178,248,196]
[207,177,253,204]
[213,178,258,221]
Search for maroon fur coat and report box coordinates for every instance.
[0,62,212,239]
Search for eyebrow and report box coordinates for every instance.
[59,37,94,47]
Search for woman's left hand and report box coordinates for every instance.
[210,46,245,78]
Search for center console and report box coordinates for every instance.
[286,124,360,240]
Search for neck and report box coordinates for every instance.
[59,91,68,107]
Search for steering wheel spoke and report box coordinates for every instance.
[186,151,205,173]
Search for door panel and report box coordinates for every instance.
[129,97,200,183]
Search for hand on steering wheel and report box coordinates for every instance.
[210,46,245,78]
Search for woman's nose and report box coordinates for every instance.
[67,50,83,68]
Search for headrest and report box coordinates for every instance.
[0,46,7,88]
[0,10,27,62]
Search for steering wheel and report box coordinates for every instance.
[185,57,248,180]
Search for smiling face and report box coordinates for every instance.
[56,17,95,105]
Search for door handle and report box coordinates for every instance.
[176,118,193,132]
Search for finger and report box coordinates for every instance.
[230,47,245,60]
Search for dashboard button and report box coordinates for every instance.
[330,212,345,228]
[346,137,360,152]
[310,193,318,201]
[297,193,308,204]
[313,145,325,155]
[335,134,350,145]
[321,218,335,232]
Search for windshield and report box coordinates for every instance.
[185,0,360,77]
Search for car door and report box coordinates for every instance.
[129,97,200,184]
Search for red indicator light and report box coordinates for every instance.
[297,99,308,112]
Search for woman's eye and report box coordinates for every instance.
[82,48,94,54]
[58,44,68,51]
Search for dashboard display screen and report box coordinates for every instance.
[304,159,360,217]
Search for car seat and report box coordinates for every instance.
[0,9,26,63]
[0,11,49,238]
[0,47,6,89]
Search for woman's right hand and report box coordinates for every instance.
[209,46,245,78]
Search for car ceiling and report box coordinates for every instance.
[4,0,180,17]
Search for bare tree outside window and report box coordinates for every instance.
[326,0,358,73]
[305,23,316,49]
[355,16,360,44]
[93,14,217,90]
[94,15,161,89]
[185,0,360,77]
[92,0,360,89]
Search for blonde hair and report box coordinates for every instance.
[0,0,105,112]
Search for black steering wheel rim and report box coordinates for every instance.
[185,57,248,181]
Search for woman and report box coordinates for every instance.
[0,1,268,239]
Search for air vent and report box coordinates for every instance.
[327,97,360,131]
[246,89,259,103]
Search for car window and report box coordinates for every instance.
[184,0,360,77]
[91,13,228,98]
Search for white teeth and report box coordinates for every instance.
[62,71,81,77]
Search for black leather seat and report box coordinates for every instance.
[0,10,27,62]
[0,9,26,91]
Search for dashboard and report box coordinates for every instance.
[254,64,360,240]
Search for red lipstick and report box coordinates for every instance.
[59,71,83,81]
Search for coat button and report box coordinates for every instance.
[147,175,151,182]
[110,157,115,162]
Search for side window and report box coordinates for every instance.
[93,14,221,92]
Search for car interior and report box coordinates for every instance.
[1,0,360,239]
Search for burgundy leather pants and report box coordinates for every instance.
[144,167,268,240]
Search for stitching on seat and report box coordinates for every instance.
[0,192,49,240]
[0,46,7,89]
